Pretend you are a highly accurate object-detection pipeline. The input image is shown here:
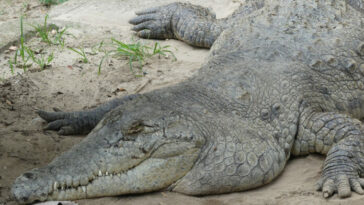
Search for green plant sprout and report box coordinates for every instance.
[8,60,14,75]
[53,27,68,47]
[39,0,68,6]
[9,48,19,74]
[30,14,52,44]
[25,47,54,69]
[112,38,148,72]
[13,15,32,72]
[152,42,177,60]
[68,47,89,63]
[98,38,176,76]
[20,15,25,63]
[9,15,57,73]
[29,14,69,46]
[91,40,104,55]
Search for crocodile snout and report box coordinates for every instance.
[12,170,50,204]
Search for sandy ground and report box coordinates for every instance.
[1,0,364,205]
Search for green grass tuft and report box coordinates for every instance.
[30,14,68,46]
[39,0,68,6]
[30,14,52,44]
[111,38,149,73]
[25,47,54,69]
[8,60,14,75]
[9,15,59,73]
[98,39,176,76]
[16,15,31,72]
[68,47,89,63]
[54,27,68,47]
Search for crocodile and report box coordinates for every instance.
[11,0,364,203]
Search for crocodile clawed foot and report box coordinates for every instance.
[129,3,178,39]
[36,110,94,135]
[316,175,364,198]
[316,148,364,199]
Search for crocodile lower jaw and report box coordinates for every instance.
[47,173,125,201]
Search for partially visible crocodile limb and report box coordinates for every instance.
[129,0,265,48]
[11,0,364,204]
[36,94,143,135]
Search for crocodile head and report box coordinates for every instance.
[12,106,204,204]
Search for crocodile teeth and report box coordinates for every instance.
[105,172,109,176]
[82,186,86,193]
[98,170,102,177]
[53,182,58,191]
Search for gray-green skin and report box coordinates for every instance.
[11,0,364,203]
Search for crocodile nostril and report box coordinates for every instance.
[23,172,34,179]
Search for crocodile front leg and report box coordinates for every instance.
[319,135,364,198]
[129,3,225,48]
[172,126,287,195]
[37,94,143,135]
[293,108,364,198]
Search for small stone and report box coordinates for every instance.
[31,117,45,127]
[5,100,12,105]
[51,29,57,35]
[9,46,17,51]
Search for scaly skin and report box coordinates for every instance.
[12,0,364,203]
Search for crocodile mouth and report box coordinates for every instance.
[12,165,139,203]
[12,144,201,204]
[45,169,132,201]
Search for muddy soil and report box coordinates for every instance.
[1,0,364,205]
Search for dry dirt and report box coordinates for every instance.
[0,0,364,205]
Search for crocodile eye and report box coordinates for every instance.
[126,121,144,135]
